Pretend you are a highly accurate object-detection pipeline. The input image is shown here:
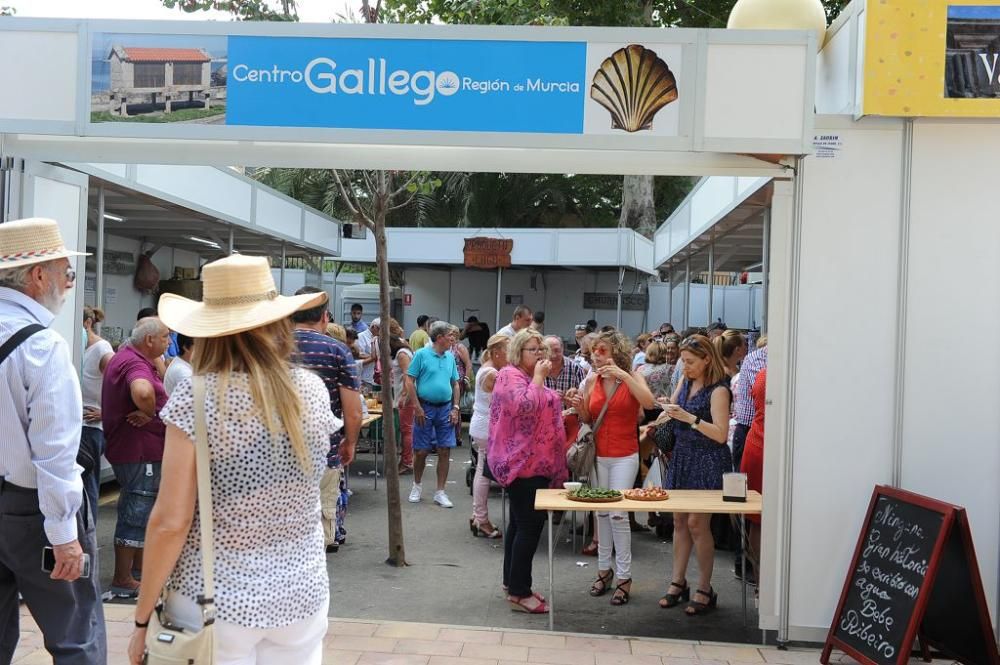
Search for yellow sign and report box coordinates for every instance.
[863,0,1000,117]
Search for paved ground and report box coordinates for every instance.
[94,441,763,645]
[14,604,861,665]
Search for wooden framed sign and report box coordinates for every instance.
[822,485,999,665]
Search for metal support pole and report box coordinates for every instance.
[228,227,235,255]
[96,186,106,310]
[683,254,691,330]
[762,209,771,334]
[708,234,716,327]
[495,267,503,332]
[666,271,673,327]
[616,266,625,329]
[279,243,286,294]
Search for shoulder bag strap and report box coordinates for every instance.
[0,324,45,366]
[590,379,621,436]
[191,376,217,625]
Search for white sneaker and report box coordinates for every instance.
[434,491,454,508]
[408,484,422,503]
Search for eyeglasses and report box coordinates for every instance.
[65,268,76,283]
[522,346,545,354]
[680,338,701,350]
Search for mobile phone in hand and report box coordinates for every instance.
[41,546,91,578]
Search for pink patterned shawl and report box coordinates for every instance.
[487,365,567,488]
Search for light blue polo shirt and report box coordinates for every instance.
[407,345,459,404]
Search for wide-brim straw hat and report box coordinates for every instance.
[158,254,327,338]
[0,217,89,269]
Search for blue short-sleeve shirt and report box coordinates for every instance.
[406,345,459,404]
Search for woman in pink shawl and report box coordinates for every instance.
[488,329,566,614]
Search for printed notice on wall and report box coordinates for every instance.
[813,134,843,159]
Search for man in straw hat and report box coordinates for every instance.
[0,218,107,664]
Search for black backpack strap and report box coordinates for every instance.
[0,324,46,366]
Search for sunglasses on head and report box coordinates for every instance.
[680,337,701,350]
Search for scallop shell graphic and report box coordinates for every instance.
[590,44,678,132]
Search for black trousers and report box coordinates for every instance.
[0,482,106,665]
[503,476,550,598]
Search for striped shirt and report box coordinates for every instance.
[734,346,768,426]
[293,329,359,468]
[0,287,83,545]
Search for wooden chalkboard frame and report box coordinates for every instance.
[822,485,1000,665]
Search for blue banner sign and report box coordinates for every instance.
[227,36,588,133]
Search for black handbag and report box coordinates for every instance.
[653,419,677,456]
[482,454,496,482]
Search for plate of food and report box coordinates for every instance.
[567,488,623,503]
[623,488,670,502]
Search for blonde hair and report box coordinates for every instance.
[644,340,667,364]
[595,329,633,372]
[192,318,308,467]
[326,322,346,343]
[507,328,544,366]
[388,318,404,338]
[83,306,105,325]
[756,335,768,349]
[714,329,747,361]
[679,334,728,386]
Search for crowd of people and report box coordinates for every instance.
[0,217,770,663]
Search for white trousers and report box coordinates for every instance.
[595,454,640,580]
[165,592,329,665]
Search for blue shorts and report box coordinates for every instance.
[413,401,457,451]
[112,462,161,548]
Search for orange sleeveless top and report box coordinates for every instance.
[589,377,640,458]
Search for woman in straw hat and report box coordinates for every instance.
[128,255,342,665]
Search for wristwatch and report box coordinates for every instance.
[135,617,150,628]
[452,404,460,410]
[692,416,701,429]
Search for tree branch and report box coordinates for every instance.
[332,169,374,230]
[389,172,421,200]
[388,189,419,212]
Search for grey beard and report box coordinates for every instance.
[39,281,65,315]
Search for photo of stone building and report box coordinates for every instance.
[106,46,214,116]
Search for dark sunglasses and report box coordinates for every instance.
[680,337,701,350]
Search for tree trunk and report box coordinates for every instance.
[374,172,407,566]
[620,174,657,238]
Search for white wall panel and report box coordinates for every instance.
[690,177,735,231]
[303,211,339,253]
[30,176,84,353]
[903,121,1000,627]
[448,269,498,332]
[0,31,77,122]
[255,190,301,237]
[786,120,904,635]
[704,44,807,140]
[816,15,856,115]
[136,165,252,222]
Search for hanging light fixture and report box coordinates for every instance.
[727,0,828,51]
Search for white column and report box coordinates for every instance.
[495,267,503,331]
[707,234,716,327]
[96,186,105,310]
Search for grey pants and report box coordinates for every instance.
[0,481,107,665]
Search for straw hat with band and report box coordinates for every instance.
[158,255,327,338]
[0,218,89,269]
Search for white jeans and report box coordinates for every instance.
[165,592,329,665]
[595,454,640,580]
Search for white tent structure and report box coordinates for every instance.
[1,1,998,646]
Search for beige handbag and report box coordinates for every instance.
[144,375,216,664]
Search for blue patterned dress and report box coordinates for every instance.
[665,379,734,490]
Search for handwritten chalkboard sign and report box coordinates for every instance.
[822,486,1000,665]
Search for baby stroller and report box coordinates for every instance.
[465,437,480,494]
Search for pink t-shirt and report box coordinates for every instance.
[102,345,168,464]
[487,365,567,488]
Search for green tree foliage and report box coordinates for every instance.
[386,0,849,27]
[161,0,297,21]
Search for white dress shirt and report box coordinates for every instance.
[356,329,376,384]
[0,287,83,545]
